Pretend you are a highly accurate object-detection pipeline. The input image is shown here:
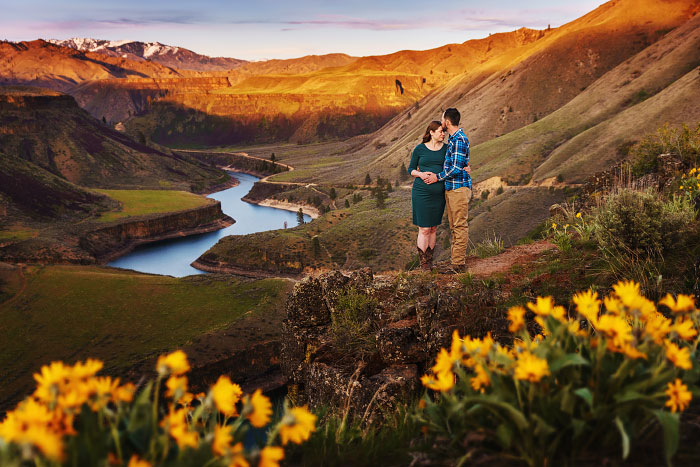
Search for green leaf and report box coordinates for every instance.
[550,353,590,372]
[560,384,575,414]
[614,416,630,460]
[653,410,679,466]
[496,423,513,448]
[571,419,586,439]
[574,388,593,409]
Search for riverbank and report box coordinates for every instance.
[254,198,320,219]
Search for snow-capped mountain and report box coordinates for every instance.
[47,38,247,72]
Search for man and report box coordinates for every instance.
[425,108,471,273]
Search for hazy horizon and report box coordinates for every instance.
[2,0,603,61]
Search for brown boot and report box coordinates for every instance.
[425,246,434,270]
[417,247,431,270]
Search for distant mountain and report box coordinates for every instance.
[0,39,191,91]
[47,38,247,72]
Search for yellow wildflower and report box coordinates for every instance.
[71,359,104,380]
[507,306,526,333]
[211,376,243,416]
[665,341,693,370]
[513,352,550,383]
[612,280,641,308]
[552,223,557,229]
[449,329,465,360]
[431,348,459,376]
[128,455,152,467]
[165,375,188,400]
[114,382,136,403]
[420,371,455,392]
[595,314,633,352]
[573,290,601,323]
[230,442,249,467]
[527,296,555,316]
[470,365,490,392]
[259,446,285,467]
[643,312,672,344]
[212,424,233,457]
[245,389,273,428]
[622,345,647,360]
[672,318,698,341]
[22,425,65,461]
[659,294,696,313]
[665,379,692,413]
[279,406,317,445]
[161,406,198,449]
[156,350,190,376]
[170,423,198,449]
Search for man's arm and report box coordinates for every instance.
[437,138,469,181]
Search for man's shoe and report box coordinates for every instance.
[448,264,467,274]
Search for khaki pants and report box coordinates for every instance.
[445,187,471,266]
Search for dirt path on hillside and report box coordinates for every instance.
[1,264,27,309]
[465,241,556,278]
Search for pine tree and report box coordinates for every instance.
[270,152,276,162]
[345,199,350,208]
[400,163,409,181]
[297,208,305,225]
[329,187,337,200]
[364,173,371,185]
[375,188,387,208]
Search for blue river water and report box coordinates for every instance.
[107,172,311,277]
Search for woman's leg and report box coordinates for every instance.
[417,227,431,252]
[428,226,437,249]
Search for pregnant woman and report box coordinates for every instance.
[407,121,446,270]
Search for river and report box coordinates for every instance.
[107,172,311,277]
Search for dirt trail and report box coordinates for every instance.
[2,264,28,308]
[465,240,556,278]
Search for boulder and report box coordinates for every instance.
[376,318,424,364]
[285,276,330,326]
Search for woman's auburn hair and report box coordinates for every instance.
[422,121,442,143]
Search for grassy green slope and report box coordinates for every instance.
[0,264,291,409]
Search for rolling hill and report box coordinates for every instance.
[0,86,228,191]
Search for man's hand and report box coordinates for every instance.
[425,173,439,184]
[464,165,471,175]
[420,171,433,182]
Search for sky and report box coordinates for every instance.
[1,0,605,61]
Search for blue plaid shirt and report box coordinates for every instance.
[437,128,471,191]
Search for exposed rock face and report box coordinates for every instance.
[281,269,511,419]
[79,202,234,261]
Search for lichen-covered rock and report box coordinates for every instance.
[376,318,423,364]
[318,270,351,314]
[280,320,329,382]
[285,276,330,326]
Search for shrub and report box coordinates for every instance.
[415,282,700,466]
[496,186,504,195]
[481,190,490,200]
[330,288,378,356]
[0,351,315,466]
[592,189,695,257]
[631,122,700,175]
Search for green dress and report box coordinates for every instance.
[408,143,446,227]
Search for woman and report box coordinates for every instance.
[407,121,446,270]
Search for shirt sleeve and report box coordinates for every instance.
[437,138,468,181]
[408,146,420,174]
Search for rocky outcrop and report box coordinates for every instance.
[281,269,511,420]
[79,201,234,261]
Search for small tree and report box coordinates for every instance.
[270,152,276,162]
[344,199,350,208]
[375,188,387,208]
[297,208,305,225]
[329,187,337,200]
[386,181,393,193]
[364,173,371,185]
[400,163,409,181]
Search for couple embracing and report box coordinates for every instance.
[408,108,471,273]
